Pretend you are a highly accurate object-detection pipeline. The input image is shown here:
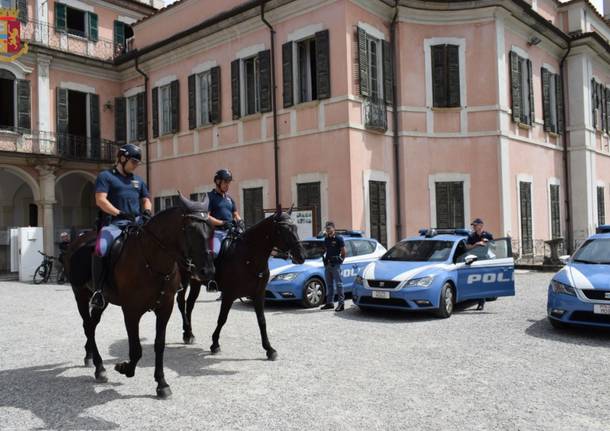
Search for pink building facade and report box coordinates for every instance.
[3,0,610,271]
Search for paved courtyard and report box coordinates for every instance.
[1,271,610,430]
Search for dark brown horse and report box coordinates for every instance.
[64,194,214,398]
[208,208,305,360]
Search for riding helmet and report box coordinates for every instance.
[117,143,142,161]
[214,168,233,182]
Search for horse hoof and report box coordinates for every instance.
[114,362,135,378]
[95,370,108,383]
[210,345,220,354]
[267,350,278,361]
[157,386,172,399]
[183,335,195,345]
[84,358,93,368]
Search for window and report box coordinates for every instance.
[368,37,382,101]
[154,195,179,212]
[126,96,137,143]
[598,186,606,226]
[431,44,460,108]
[197,71,211,126]
[297,182,321,234]
[188,66,220,129]
[55,3,98,42]
[243,187,264,228]
[591,79,610,133]
[0,70,30,132]
[369,180,387,247]
[159,85,171,135]
[510,52,534,126]
[243,56,260,116]
[350,239,376,256]
[114,21,134,56]
[550,184,561,239]
[519,181,533,255]
[435,182,464,229]
[297,38,317,103]
[232,50,271,119]
[542,69,563,134]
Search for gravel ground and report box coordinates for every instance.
[1,271,610,431]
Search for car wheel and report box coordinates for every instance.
[301,278,325,308]
[434,283,454,319]
[548,317,566,330]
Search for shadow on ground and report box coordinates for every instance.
[525,317,610,346]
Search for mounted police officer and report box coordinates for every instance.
[206,169,245,292]
[90,143,152,311]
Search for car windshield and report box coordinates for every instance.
[273,241,325,260]
[572,238,610,264]
[381,240,454,262]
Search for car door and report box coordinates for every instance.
[456,238,515,300]
[340,241,357,291]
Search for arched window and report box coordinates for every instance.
[0,68,31,132]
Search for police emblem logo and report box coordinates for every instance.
[131,180,140,189]
[379,281,385,287]
[0,8,28,63]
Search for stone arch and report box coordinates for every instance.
[0,165,40,201]
[55,170,96,185]
[0,60,32,80]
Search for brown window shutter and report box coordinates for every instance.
[258,50,272,113]
[526,59,534,125]
[541,68,551,132]
[115,97,126,144]
[357,27,369,97]
[231,59,241,120]
[16,79,31,132]
[556,75,564,135]
[315,30,331,100]
[152,87,159,138]
[170,80,179,133]
[188,74,196,130]
[382,40,393,105]
[137,92,145,141]
[447,45,460,108]
[282,41,294,108]
[431,45,447,108]
[509,51,522,124]
[56,87,69,150]
[210,66,221,124]
[89,94,101,158]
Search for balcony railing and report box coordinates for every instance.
[364,97,388,132]
[20,19,129,62]
[0,127,118,163]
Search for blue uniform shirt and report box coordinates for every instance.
[467,231,494,245]
[207,189,236,223]
[95,168,149,219]
[324,234,345,260]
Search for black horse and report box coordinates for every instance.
[64,194,214,398]
[208,208,305,360]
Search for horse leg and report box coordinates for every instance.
[73,286,108,382]
[254,293,277,361]
[114,310,143,378]
[176,279,190,344]
[184,281,201,344]
[154,301,173,399]
[210,295,233,354]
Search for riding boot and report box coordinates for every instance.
[89,254,107,312]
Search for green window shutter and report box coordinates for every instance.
[509,51,521,124]
[258,49,272,113]
[357,27,369,98]
[17,0,27,23]
[382,39,393,105]
[431,45,447,108]
[550,184,561,239]
[231,59,241,120]
[114,21,125,55]
[137,92,145,141]
[282,41,294,108]
[541,68,551,132]
[56,87,69,151]
[89,93,100,158]
[526,59,534,125]
[16,79,31,132]
[114,97,126,144]
[315,30,331,100]
[188,74,196,130]
[519,182,533,254]
[591,79,597,129]
[447,45,460,108]
[88,13,98,42]
[152,87,159,138]
[210,66,221,124]
[55,3,67,32]
[170,80,179,133]
[556,75,564,135]
[598,187,606,226]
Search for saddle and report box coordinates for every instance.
[99,225,133,292]
[215,230,240,267]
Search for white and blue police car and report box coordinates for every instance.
[547,225,610,329]
[352,229,515,318]
[266,231,386,307]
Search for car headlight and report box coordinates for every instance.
[550,280,576,296]
[355,275,363,285]
[272,272,299,282]
[405,276,434,288]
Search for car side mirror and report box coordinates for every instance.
[464,255,478,265]
[559,255,570,265]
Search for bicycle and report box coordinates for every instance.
[33,251,65,285]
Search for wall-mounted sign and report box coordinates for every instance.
[0,8,28,62]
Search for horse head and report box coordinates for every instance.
[272,206,305,264]
[176,192,215,281]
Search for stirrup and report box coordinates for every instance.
[89,290,106,314]
[206,280,218,293]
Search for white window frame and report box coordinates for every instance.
[196,69,212,127]
[241,55,260,117]
[238,179,270,213]
[291,172,328,233]
[159,83,171,135]
[126,94,138,143]
[547,178,561,239]
[428,173,470,229]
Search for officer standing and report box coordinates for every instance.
[320,221,347,312]
[466,218,494,311]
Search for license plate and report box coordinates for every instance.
[372,290,390,299]
[594,304,610,315]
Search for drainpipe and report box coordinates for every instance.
[261,2,280,207]
[134,52,151,193]
[560,41,572,253]
[391,1,402,242]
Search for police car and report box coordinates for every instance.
[547,225,610,329]
[352,229,515,318]
[266,231,386,307]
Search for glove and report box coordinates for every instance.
[142,209,152,223]
[117,211,136,222]
[236,219,246,233]
[221,220,235,230]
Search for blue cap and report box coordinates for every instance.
[471,218,484,225]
